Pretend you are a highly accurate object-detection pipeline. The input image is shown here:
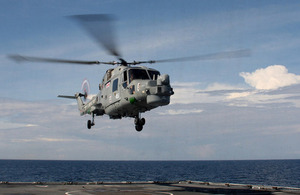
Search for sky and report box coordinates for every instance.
[1,0,300,160]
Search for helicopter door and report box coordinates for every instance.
[111,78,120,104]
[122,70,128,89]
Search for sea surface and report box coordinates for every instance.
[0,160,299,188]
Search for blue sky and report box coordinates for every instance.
[1,0,300,160]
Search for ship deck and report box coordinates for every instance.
[1,181,299,194]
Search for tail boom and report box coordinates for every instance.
[58,93,103,116]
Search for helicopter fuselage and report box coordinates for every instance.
[75,65,174,131]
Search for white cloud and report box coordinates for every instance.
[11,137,87,143]
[240,65,300,90]
[205,83,244,91]
[189,144,216,159]
[226,91,254,99]
[0,121,38,130]
[171,82,243,105]
[226,90,296,107]
[172,82,202,88]
[171,83,209,104]
[158,109,203,115]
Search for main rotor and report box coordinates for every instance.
[9,14,251,67]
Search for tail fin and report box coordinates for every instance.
[58,93,85,115]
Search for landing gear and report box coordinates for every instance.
[87,113,95,129]
[134,115,146,132]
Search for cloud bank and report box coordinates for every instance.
[169,65,300,109]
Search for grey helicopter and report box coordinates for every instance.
[9,14,250,131]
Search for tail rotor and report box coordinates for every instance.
[81,79,90,101]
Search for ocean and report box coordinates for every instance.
[0,160,299,188]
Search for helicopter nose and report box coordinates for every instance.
[145,75,174,106]
[146,83,174,96]
[147,95,170,106]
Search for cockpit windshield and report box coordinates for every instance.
[148,70,160,80]
[129,69,149,83]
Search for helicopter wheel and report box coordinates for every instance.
[87,120,92,129]
[140,118,146,126]
[134,116,145,132]
[87,113,95,129]
[87,120,95,129]
[135,125,143,132]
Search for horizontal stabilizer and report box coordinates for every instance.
[58,95,77,99]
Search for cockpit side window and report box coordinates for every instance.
[112,78,118,92]
[106,69,113,81]
[148,70,160,80]
[129,69,150,83]
[122,70,128,88]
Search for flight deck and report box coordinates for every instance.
[0,181,299,195]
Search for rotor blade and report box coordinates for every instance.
[138,49,251,64]
[58,95,77,99]
[70,14,121,59]
[8,55,119,65]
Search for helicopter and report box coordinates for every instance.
[9,14,250,131]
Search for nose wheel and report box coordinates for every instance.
[134,116,145,132]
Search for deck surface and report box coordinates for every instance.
[0,181,299,194]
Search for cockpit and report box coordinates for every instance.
[120,68,160,90]
[100,67,161,90]
[128,69,160,83]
